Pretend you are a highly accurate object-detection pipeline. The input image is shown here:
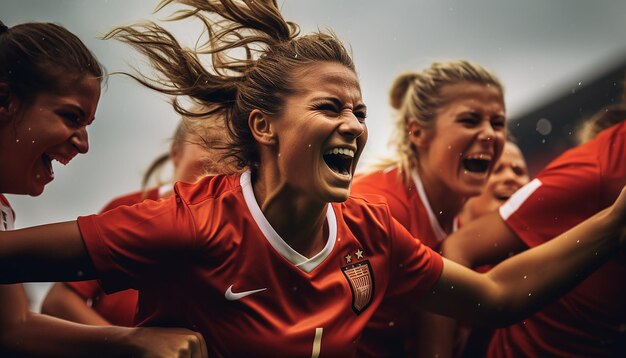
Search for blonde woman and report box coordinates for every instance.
[1,2,625,356]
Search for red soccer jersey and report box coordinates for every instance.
[0,194,15,231]
[64,187,162,327]
[491,121,626,357]
[77,171,444,357]
[351,167,455,356]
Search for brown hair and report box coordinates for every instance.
[372,60,504,182]
[105,0,355,170]
[576,103,626,144]
[141,105,235,191]
[0,21,103,110]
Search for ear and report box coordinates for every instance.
[0,83,14,121]
[0,83,19,123]
[248,109,276,146]
[407,120,430,150]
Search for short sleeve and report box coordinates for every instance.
[386,208,444,298]
[499,150,601,248]
[77,195,197,293]
[64,280,102,300]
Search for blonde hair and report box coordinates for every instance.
[105,0,355,171]
[372,60,504,183]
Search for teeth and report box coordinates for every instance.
[324,148,355,158]
[47,154,71,166]
[465,153,492,161]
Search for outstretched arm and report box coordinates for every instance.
[418,190,625,326]
[0,221,94,283]
[441,210,528,268]
[0,283,206,357]
[1,311,207,357]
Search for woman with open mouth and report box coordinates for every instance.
[0,19,206,357]
[459,138,529,226]
[352,60,508,357]
[0,1,625,357]
[41,108,236,328]
[442,103,626,357]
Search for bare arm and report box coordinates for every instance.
[0,221,95,283]
[1,312,207,357]
[441,210,528,268]
[421,212,527,357]
[418,199,624,326]
[42,283,111,326]
[0,284,206,357]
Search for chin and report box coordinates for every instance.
[26,183,46,197]
[324,187,351,203]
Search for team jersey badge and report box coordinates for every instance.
[341,258,374,314]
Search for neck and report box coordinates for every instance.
[251,169,328,258]
[416,166,466,234]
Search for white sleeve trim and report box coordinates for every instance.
[499,178,543,221]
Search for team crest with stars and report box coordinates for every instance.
[341,248,374,314]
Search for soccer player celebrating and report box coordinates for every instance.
[0,19,205,357]
[0,1,625,356]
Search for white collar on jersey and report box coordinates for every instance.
[158,183,173,198]
[240,170,338,273]
[411,169,457,242]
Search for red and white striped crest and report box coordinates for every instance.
[341,260,374,314]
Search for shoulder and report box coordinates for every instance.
[340,193,394,229]
[174,173,243,206]
[100,189,156,212]
[352,168,409,203]
[352,167,403,192]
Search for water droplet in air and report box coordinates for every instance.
[536,118,552,135]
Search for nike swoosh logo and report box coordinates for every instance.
[224,285,267,301]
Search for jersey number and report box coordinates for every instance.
[311,328,323,358]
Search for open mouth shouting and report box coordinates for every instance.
[323,147,355,179]
[462,153,492,175]
[40,152,73,181]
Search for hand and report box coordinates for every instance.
[127,327,208,358]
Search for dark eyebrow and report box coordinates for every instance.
[62,104,86,118]
[311,97,367,112]
[62,104,96,125]
[462,111,481,117]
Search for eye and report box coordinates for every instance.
[353,110,367,122]
[313,102,340,115]
[458,117,478,126]
[491,117,506,129]
[61,112,83,125]
[512,165,527,176]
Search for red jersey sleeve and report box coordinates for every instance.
[64,280,102,300]
[352,170,412,229]
[499,146,601,248]
[77,193,197,294]
[386,205,444,298]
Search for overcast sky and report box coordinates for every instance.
[3,0,626,230]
